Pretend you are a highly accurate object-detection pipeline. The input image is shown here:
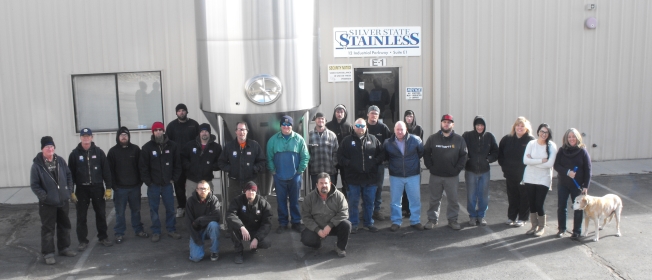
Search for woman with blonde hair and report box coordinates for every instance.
[498,117,535,227]
[522,123,557,236]
[554,128,591,239]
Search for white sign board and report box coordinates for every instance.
[333,26,421,57]
[406,87,423,100]
[327,64,353,82]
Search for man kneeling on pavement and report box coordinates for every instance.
[186,180,221,262]
[226,181,273,264]
[300,173,350,258]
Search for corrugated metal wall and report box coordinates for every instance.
[2,0,651,188]
[441,0,652,161]
[0,0,204,187]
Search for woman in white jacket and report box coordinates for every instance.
[522,123,557,236]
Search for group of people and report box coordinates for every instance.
[29,101,592,266]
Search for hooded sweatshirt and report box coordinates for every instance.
[186,191,221,245]
[554,146,592,189]
[404,110,424,139]
[301,184,349,233]
[462,116,499,174]
[108,127,142,188]
[325,104,353,144]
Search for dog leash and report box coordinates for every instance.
[571,166,582,190]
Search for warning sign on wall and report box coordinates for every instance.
[406,87,423,100]
[327,64,353,82]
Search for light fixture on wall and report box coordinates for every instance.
[585,17,597,29]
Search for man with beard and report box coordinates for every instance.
[31,136,77,265]
[218,122,266,213]
[166,103,199,218]
[423,114,468,230]
[181,123,222,198]
[108,127,150,244]
[68,128,113,250]
[226,181,273,264]
[267,115,310,234]
[300,173,350,258]
[186,180,221,262]
[325,104,353,197]
[308,112,339,190]
[140,122,182,242]
[338,118,384,233]
[366,105,391,221]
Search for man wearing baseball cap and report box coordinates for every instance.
[68,128,114,250]
[423,114,468,230]
[139,122,183,242]
[267,115,310,234]
[366,105,391,221]
[226,181,273,264]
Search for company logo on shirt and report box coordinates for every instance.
[435,144,455,149]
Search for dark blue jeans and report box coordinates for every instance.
[147,183,176,234]
[557,184,583,234]
[274,174,302,226]
[374,165,385,213]
[113,187,144,236]
[347,184,377,227]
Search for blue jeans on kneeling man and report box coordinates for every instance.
[189,221,220,262]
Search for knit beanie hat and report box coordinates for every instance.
[41,136,55,149]
[151,122,165,133]
[175,103,188,112]
[199,123,211,134]
[243,181,258,192]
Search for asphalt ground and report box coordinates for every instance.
[2,173,651,280]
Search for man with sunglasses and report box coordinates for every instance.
[338,118,384,233]
[267,115,310,234]
[139,122,183,242]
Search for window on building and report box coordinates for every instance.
[72,71,163,133]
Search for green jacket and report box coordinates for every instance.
[266,131,310,180]
[301,186,349,232]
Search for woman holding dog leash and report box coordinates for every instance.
[554,128,592,240]
[522,123,557,236]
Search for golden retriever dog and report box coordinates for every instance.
[572,194,622,242]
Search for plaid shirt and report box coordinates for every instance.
[308,127,339,175]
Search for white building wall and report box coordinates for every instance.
[0,0,204,188]
[441,0,652,161]
[2,0,652,188]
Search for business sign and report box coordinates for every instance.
[327,64,353,82]
[334,26,421,57]
[406,87,423,100]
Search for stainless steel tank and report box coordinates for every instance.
[195,0,320,201]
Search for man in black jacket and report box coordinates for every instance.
[30,136,77,265]
[366,105,391,221]
[325,104,352,197]
[107,127,149,244]
[166,103,199,218]
[423,115,468,230]
[337,118,384,233]
[181,123,222,199]
[226,181,272,264]
[68,128,113,250]
[217,122,266,213]
[140,122,182,242]
[461,116,498,226]
[186,180,221,262]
